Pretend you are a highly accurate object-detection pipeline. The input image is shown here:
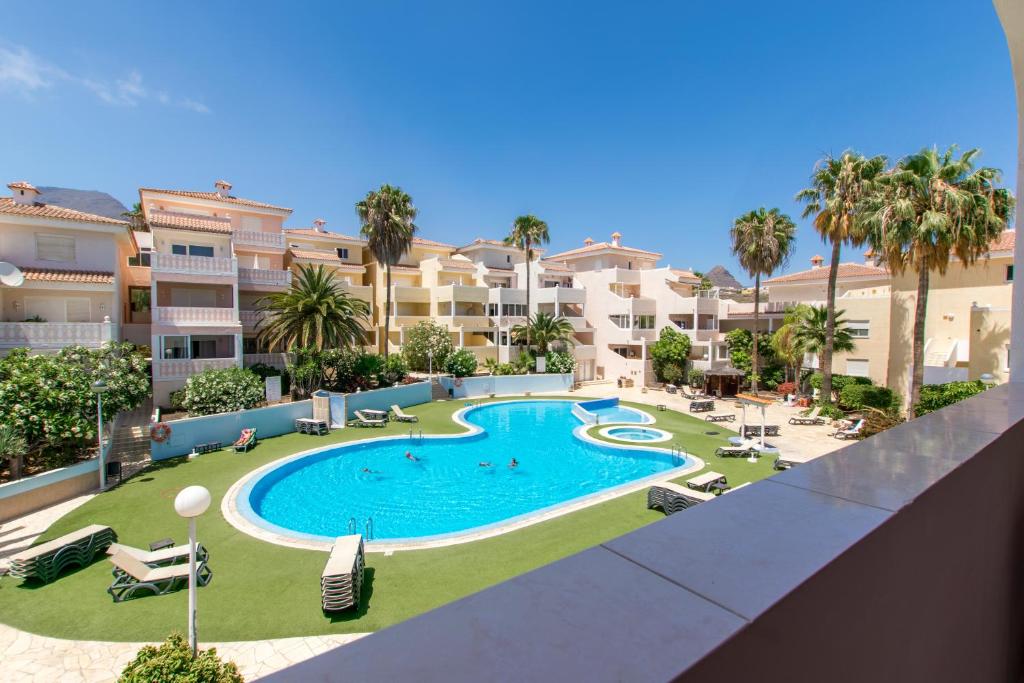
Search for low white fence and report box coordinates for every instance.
[343,381,432,419]
[439,373,574,399]
[0,458,100,522]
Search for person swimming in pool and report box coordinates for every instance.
[405,451,419,462]
[361,467,380,474]
[509,458,519,469]
[478,461,492,467]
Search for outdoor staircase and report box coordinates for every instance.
[924,339,957,367]
[108,399,153,480]
[430,378,449,401]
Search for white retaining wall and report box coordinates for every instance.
[439,373,574,399]
[344,381,432,419]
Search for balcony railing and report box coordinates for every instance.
[232,229,286,249]
[240,310,265,330]
[435,284,489,304]
[572,344,596,360]
[243,352,291,370]
[391,286,430,303]
[340,282,373,302]
[449,315,492,329]
[238,267,292,288]
[0,321,116,349]
[534,286,586,305]
[151,253,237,277]
[153,357,237,380]
[155,307,238,325]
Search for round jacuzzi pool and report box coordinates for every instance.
[599,426,672,443]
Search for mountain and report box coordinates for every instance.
[36,187,129,220]
[704,265,744,289]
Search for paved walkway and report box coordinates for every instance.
[0,495,94,574]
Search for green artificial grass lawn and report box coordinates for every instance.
[0,395,777,642]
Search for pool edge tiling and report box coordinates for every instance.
[223,399,702,553]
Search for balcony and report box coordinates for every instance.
[488,287,526,305]
[153,357,238,380]
[448,315,493,329]
[391,286,430,303]
[155,306,238,326]
[533,286,587,305]
[0,320,116,350]
[608,293,656,316]
[465,346,498,363]
[572,344,596,360]
[340,282,373,303]
[435,284,489,304]
[232,229,286,250]
[151,253,237,278]
[609,266,642,284]
[564,316,591,331]
[694,328,724,342]
[394,315,432,327]
[238,267,292,289]
[240,309,265,331]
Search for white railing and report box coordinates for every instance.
[155,307,238,325]
[238,267,292,288]
[151,253,237,277]
[232,230,286,249]
[240,310,265,329]
[153,357,238,380]
[0,321,115,348]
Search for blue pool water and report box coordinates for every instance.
[606,427,664,442]
[245,400,686,541]
[575,397,652,424]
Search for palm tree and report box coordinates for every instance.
[121,201,147,231]
[861,145,1013,418]
[511,312,575,355]
[792,306,856,391]
[730,207,797,393]
[357,185,418,357]
[504,215,550,347]
[0,424,27,481]
[771,304,813,384]
[256,265,370,351]
[795,151,887,406]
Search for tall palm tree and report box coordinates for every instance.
[256,265,370,350]
[795,151,887,406]
[504,215,550,347]
[357,185,418,357]
[861,145,1013,418]
[771,303,813,384]
[730,207,797,393]
[121,202,147,231]
[792,305,856,383]
[511,312,575,355]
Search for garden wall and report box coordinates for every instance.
[151,400,313,461]
[344,381,432,419]
[0,458,99,522]
[439,373,574,399]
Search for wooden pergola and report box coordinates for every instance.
[735,392,775,460]
[702,368,745,397]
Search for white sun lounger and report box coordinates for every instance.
[833,419,865,439]
[647,482,717,515]
[789,406,824,425]
[321,535,365,612]
[686,471,729,493]
[106,542,208,567]
[8,524,116,584]
[715,439,759,457]
[704,412,736,422]
[391,404,418,423]
[107,550,211,602]
[350,410,386,428]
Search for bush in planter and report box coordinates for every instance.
[687,368,704,388]
[182,367,265,416]
[444,348,478,377]
[380,354,408,386]
[838,383,897,411]
[545,350,576,375]
[660,363,684,387]
[402,320,454,371]
[119,632,242,683]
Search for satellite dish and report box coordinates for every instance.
[0,262,24,287]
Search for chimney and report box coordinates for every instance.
[8,181,40,206]
[810,254,825,269]
[313,218,327,232]
[583,237,594,246]
[214,179,232,197]
[611,231,622,247]
[863,248,875,266]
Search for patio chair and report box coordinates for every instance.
[391,404,418,423]
[715,439,759,457]
[321,535,365,612]
[349,410,386,428]
[789,406,824,425]
[7,524,117,584]
[107,550,212,603]
[106,541,208,567]
[704,412,735,423]
[647,482,716,515]
[665,384,678,395]
[233,428,258,452]
[833,419,865,440]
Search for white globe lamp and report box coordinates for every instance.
[174,485,211,656]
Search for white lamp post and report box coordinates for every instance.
[427,349,434,377]
[174,485,212,657]
[91,380,108,490]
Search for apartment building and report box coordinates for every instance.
[765,231,1014,398]
[138,181,293,404]
[0,181,136,354]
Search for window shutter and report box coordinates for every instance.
[845,359,870,378]
[36,234,76,262]
[65,298,92,322]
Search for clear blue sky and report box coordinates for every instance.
[0,1,1016,280]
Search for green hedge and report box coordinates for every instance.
[838,383,898,411]
[915,380,989,416]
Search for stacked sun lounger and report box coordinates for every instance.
[321,535,365,612]
[107,550,212,602]
[774,452,818,470]
[742,424,780,438]
[296,418,330,435]
[646,482,716,515]
[8,524,117,584]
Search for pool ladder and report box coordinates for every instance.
[670,443,688,460]
[408,428,423,443]
[347,516,375,541]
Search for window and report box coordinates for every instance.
[846,359,870,378]
[506,255,511,263]
[36,234,75,262]
[129,287,150,313]
[162,336,189,359]
[171,244,214,257]
[336,247,349,260]
[65,298,91,323]
[1007,265,1014,282]
[487,303,498,316]
[501,303,527,317]
[610,315,630,328]
[847,320,870,339]
[241,216,262,231]
[128,249,152,267]
[633,315,655,329]
[191,336,218,359]
[171,244,187,255]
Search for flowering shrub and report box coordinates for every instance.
[444,348,478,377]
[776,381,797,396]
[119,632,242,683]
[402,320,454,371]
[0,343,150,471]
[544,350,576,375]
[182,368,265,416]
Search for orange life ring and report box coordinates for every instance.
[150,422,172,443]
[454,377,464,387]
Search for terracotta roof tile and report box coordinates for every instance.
[439,258,476,271]
[767,263,889,285]
[670,268,702,283]
[140,187,291,212]
[0,198,128,226]
[22,267,114,284]
[148,210,232,234]
[546,241,661,260]
[389,264,422,274]
[539,260,574,273]
[285,228,365,243]
[989,230,1015,252]
[7,181,38,192]
[288,249,366,271]
[412,236,455,249]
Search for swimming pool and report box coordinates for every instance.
[238,400,692,545]
[600,426,672,443]
[573,397,653,424]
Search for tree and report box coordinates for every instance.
[861,146,1013,418]
[510,312,574,355]
[444,348,478,377]
[504,215,550,347]
[402,320,454,371]
[792,305,855,373]
[0,424,27,481]
[729,207,797,393]
[692,270,714,290]
[915,380,990,416]
[182,367,265,416]
[770,304,813,385]
[795,151,887,406]
[357,184,418,357]
[256,265,369,351]
[649,326,692,383]
[121,202,147,231]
